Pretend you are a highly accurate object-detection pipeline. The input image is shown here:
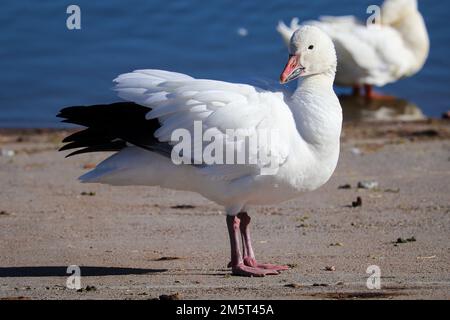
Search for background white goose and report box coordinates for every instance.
[58,26,342,277]
[277,0,429,99]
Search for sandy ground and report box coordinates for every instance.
[0,120,449,300]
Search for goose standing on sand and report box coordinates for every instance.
[277,0,429,99]
[58,26,342,277]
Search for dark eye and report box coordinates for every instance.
[308,45,314,50]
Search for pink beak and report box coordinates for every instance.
[280,54,302,84]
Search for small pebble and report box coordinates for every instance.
[76,285,97,292]
[352,196,362,207]
[155,256,181,261]
[329,242,343,247]
[82,163,96,169]
[80,191,96,196]
[338,184,351,189]
[396,236,416,244]
[350,147,362,155]
[325,266,336,271]
[284,283,302,288]
[171,205,195,209]
[312,283,329,287]
[357,181,379,190]
[0,149,15,157]
[159,292,181,300]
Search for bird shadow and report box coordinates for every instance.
[0,266,167,278]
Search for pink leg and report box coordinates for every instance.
[226,215,279,277]
[237,212,289,272]
[364,84,395,100]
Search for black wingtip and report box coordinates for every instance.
[65,149,86,158]
[57,102,161,158]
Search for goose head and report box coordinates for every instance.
[280,25,337,84]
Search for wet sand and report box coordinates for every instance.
[0,120,449,300]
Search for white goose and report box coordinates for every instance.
[277,0,429,99]
[58,26,342,277]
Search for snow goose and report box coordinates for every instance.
[277,0,429,99]
[58,26,342,277]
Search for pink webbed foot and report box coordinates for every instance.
[228,259,289,271]
[243,257,290,271]
[231,263,280,277]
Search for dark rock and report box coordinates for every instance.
[171,205,195,209]
[396,236,416,244]
[352,196,362,207]
[80,191,96,196]
[284,283,302,288]
[159,292,181,300]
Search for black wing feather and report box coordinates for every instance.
[57,102,170,157]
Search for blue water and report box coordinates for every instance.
[0,0,449,127]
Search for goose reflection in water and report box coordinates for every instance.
[339,94,425,122]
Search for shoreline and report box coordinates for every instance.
[1,118,449,143]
